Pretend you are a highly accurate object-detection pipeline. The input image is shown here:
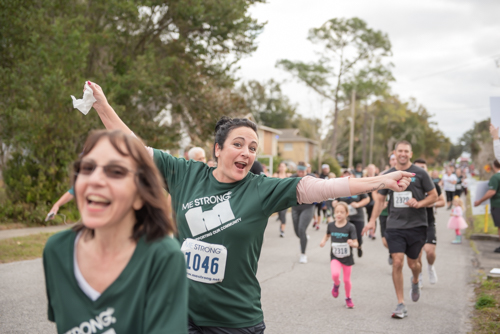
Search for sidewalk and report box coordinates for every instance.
[469,236,500,276]
[0,224,73,241]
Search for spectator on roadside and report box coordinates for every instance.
[474,160,500,253]
[207,159,216,168]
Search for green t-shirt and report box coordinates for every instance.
[154,149,300,328]
[68,187,75,196]
[43,229,188,334]
[488,172,500,208]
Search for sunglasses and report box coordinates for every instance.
[74,160,136,179]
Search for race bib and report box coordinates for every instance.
[456,184,462,190]
[347,204,357,216]
[394,191,412,208]
[181,238,227,284]
[332,242,350,258]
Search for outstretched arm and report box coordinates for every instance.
[296,171,414,204]
[87,81,133,134]
[47,191,74,220]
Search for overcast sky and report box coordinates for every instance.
[236,0,500,143]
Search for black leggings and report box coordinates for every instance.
[446,191,455,203]
[292,204,315,254]
[350,220,364,247]
[278,209,287,225]
[189,320,266,334]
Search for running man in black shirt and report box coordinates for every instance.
[363,141,437,319]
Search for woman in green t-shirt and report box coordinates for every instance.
[43,130,188,334]
[84,81,414,333]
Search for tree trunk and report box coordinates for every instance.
[348,90,356,169]
[330,100,339,159]
[369,114,375,165]
[362,104,367,167]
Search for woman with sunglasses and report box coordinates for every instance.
[43,130,188,334]
[85,81,413,333]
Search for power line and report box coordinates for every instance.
[409,53,500,81]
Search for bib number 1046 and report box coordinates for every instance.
[184,252,219,275]
[181,238,227,284]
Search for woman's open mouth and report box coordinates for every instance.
[234,162,247,170]
[86,194,111,208]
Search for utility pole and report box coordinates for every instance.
[369,114,375,164]
[362,104,368,167]
[348,90,356,170]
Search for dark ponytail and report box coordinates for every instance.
[212,117,258,162]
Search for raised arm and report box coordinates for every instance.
[87,81,133,134]
[88,81,154,158]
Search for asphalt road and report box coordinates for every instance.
[0,207,474,333]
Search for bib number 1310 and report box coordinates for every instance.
[181,238,227,284]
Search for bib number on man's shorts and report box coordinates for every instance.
[181,238,227,284]
[332,242,350,258]
[394,191,412,208]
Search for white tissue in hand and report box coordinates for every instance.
[71,82,96,115]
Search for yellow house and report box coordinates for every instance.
[257,124,282,156]
[244,114,282,156]
[277,129,319,164]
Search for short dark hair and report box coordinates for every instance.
[73,130,176,242]
[493,160,500,169]
[213,116,258,163]
[395,140,412,151]
[413,158,426,165]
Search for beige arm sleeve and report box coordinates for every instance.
[296,176,351,204]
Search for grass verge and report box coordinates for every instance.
[0,232,55,263]
[471,278,500,333]
[465,192,498,237]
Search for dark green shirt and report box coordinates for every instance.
[488,172,500,208]
[43,230,188,334]
[154,149,300,328]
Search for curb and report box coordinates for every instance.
[470,234,499,241]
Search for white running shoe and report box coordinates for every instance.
[299,254,308,264]
[428,265,438,284]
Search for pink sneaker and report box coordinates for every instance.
[331,284,340,298]
[345,297,355,309]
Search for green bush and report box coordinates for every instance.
[310,154,341,176]
[257,156,282,175]
[475,293,496,310]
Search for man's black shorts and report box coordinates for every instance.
[491,207,500,228]
[425,223,437,245]
[384,226,427,259]
[379,215,387,238]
